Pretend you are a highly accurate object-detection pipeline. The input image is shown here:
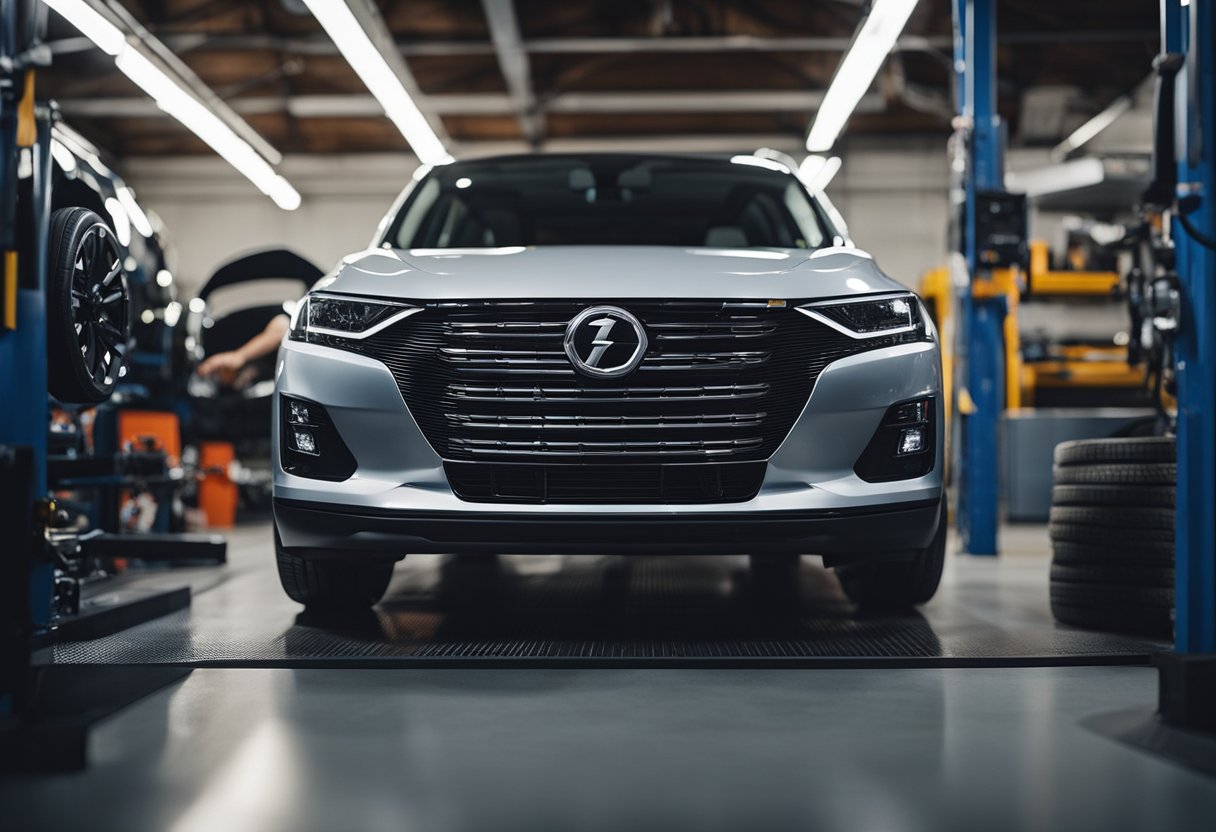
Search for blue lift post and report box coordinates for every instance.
[953,0,1003,556]
[0,0,54,719]
[1167,0,1216,654]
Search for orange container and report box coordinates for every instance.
[117,410,181,463]
[199,441,238,529]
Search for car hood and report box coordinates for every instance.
[317,245,910,301]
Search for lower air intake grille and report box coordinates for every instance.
[443,461,768,504]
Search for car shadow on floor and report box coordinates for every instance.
[289,555,945,659]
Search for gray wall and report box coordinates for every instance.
[826,137,950,287]
[126,138,952,296]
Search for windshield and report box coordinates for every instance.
[385,155,832,250]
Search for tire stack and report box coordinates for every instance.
[1048,436,1176,637]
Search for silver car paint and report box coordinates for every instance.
[274,248,944,516]
[316,245,907,302]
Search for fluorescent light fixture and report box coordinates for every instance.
[41,0,125,54]
[806,0,919,153]
[1004,158,1106,198]
[1051,95,1133,160]
[116,186,153,238]
[302,0,450,165]
[49,139,77,172]
[53,125,111,176]
[799,155,842,191]
[799,154,827,184]
[103,196,131,246]
[114,49,301,210]
[729,155,790,174]
[41,0,300,210]
[408,157,454,182]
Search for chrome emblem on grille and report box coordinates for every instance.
[563,306,648,378]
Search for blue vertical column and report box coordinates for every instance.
[1169,0,1216,653]
[954,0,1003,555]
[0,3,52,633]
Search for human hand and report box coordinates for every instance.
[197,351,245,386]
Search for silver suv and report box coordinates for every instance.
[272,153,946,609]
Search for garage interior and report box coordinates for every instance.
[2,0,1215,829]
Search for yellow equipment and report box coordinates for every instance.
[1026,240,1121,297]
[919,238,1149,415]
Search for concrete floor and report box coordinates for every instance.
[4,666,1215,832]
[5,522,1213,830]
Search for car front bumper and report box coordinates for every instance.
[272,337,944,560]
[273,497,942,564]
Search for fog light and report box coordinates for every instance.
[855,397,936,482]
[292,429,318,455]
[898,426,925,455]
[288,401,311,425]
[888,400,927,425]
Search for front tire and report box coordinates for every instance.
[274,527,394,609]
[836,499,947,609]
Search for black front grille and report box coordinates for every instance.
[355,300,869,463]
[444,461,767,504]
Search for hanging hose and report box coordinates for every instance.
[1178,212,1216,251]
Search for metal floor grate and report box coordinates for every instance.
[41,545,1170,668]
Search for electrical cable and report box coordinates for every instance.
[1178,212,1216,251]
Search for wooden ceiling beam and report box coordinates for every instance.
[56,89,885,118]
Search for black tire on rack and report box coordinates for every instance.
[1050,601,1173,637]
[1050,582,1173,637]
[1050,539,1175,567]
[1051,484,1175,508]
[1047,505,1175,530]
[1050,581,1173,609]
[1047,436,1175,637]
[1053,437,1177,467]
[1052,463,1177,486]
[46,208,131,404]
[1048,522,1172,547]
[1050,563,1174,588]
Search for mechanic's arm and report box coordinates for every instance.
[198,314,290,380]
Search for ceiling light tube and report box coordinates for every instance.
[41,0,300,210]
[302,0,450,165]
[41,0,125,54]
[49,138,78,172]
[1051,95,1134,161]
[116,186,153,238]
[806,0,919,153]
[103,196,131,246]
[800,155,842,191]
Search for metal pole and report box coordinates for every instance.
[955,0,1004,555]
[1169,0,1216,653]
[0,0,53,650]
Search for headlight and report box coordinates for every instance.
[797,292,932,341]
[288,293,420,342]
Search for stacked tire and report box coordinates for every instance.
[1049,436,1175,637]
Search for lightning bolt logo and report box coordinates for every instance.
[584,316,618,368]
